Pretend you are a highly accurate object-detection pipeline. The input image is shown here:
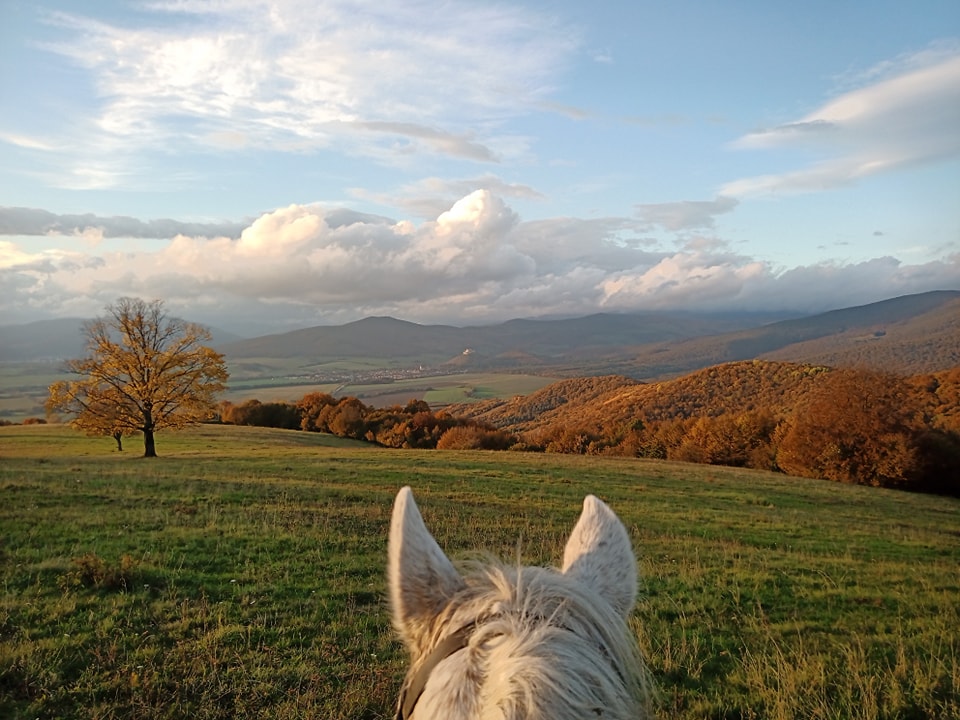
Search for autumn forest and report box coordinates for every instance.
[219,361,960,496]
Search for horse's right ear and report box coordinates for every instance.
[561,495,638,618]
[388,487,464,653]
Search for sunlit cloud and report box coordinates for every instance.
[2,193,957,333]
[0,132,56,151]
[350,174,545,219]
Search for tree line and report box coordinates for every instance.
[219,394,514,450]
[217,367,959,496]
[522,367,960,496]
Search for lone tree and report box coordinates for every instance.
[47,297,229,457]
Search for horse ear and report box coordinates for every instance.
[389,487,465,651]
[561,495,638,618]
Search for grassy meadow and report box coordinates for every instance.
[1,424,958,719]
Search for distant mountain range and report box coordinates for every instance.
[602,289,960,378]
[2,290,958,377]
[0,319,243,363]
[214,310,787,366]
[216,290,958,377]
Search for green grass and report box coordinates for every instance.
[221,382,344,403]
[1,424,958,719]
[420,373,554,405]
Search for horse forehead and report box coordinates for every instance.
[404,565,645,720]
[414,652,480,719]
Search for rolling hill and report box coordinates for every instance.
[0,318,244,362]
[444,360,960,439]
[3,290,957,378]
[605,290,960,378]
[214,310,779,367]
[444,361,821,433]
[215,290,959,377]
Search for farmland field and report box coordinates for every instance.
[0,362,65,421]
[0,357,557,421]
[221,371,558,408]
[1,424,958,719]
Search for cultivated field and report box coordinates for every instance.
[1,424,957,719]
[0,362,65,422]
[0,357,558,421]
[222,371,558,409]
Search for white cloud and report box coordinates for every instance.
[350,122,498,162]
[600,251,769,309]
[0,206,246,239]
[0,132,56,151]
[29,1,578,188]
[351,174,545,219]
[3,193,957,332]
[723,49,960,197]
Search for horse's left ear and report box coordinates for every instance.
[561,495,638,618]
[388,487,465,653]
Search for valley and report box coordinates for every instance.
[2,289,958,425]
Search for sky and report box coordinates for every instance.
[1,0,958,336]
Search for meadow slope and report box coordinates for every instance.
[1,424,958,719]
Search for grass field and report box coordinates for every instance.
[1,424,958,719]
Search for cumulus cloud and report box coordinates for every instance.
[351,174,545,219]
[2,192,957,333]
[723,48,960,196]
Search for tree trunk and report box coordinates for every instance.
[143,428,157,457]
[114,431,123,452]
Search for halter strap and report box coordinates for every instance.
[396,621,477,720]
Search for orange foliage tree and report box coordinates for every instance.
[297,392,339,432]
[221,399,301,429]
[47,298,228,457]
[775,368,923,487]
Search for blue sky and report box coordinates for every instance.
[1,0,958,334]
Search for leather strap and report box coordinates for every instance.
[397,622,477,719]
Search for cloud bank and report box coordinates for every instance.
[2,193,957,334]
[0,207,246,240]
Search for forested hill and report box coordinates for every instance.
[446,362,816,432]
[604,291,960,378]
[759,294,960,373]
[214,359,960,493]
[443,360,960,494]
[446,361,960,437]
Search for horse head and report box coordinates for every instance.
[388,486,651,719]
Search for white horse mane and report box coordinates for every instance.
[388,487,653,719]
